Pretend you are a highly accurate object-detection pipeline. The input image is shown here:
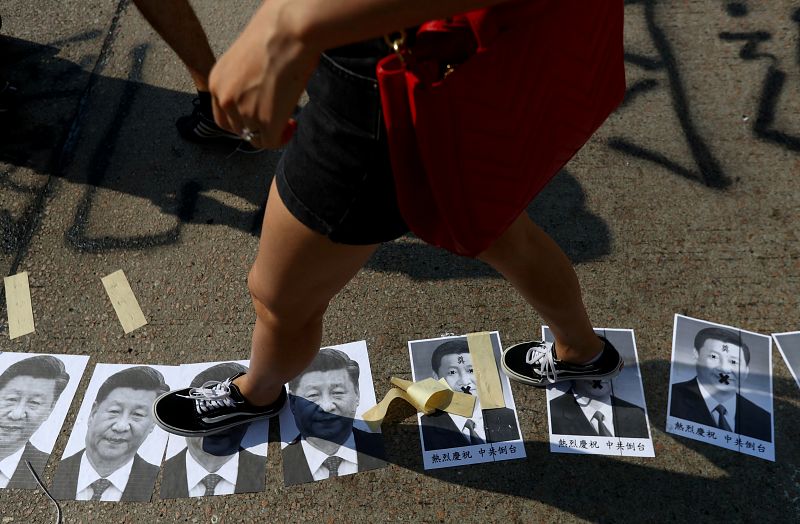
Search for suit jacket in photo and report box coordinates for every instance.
[160,447,266,498]
[420,407,520,451]
[669,378,772,442]
[5,442,50,490]
[49,449,159,501]
[549,392,649,438]
[282,428,387,485]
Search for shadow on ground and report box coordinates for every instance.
[0,35,279,260]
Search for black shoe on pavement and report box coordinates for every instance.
[153,372,287,436]
[175,97,257,151]
[0,80,18,117]
[501,337,624,388]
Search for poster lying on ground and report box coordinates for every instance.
[0,353,89,489]
[543,327,654,457]
[50,363,178,501]
[409,332,526,470]
[160,361,268,498]
[279,340,387,485]
[666,314,774,461]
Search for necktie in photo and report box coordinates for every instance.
[201,473,223,496]
[714,404,732,432]
[89,478,112,501]
[463,419,484,445]
[592,411,613,437]
[323,456,344,478]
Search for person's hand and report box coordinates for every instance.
[209,0,318,149]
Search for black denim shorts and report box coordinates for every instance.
[275,42,409,245]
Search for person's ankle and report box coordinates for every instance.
[554,337,604,364]
[232,375,283,407]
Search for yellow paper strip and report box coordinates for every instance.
[436,378,475,417]
[4,272,35,339]
[363,376,476,430]
[102,270,147,334]
[467,332,505,409]
[362,388,418,431]
[404,378,451,413]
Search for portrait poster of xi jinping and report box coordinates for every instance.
[409,332,526,470]
[542,327,654,457]
[666,315,774,461]
[50,363,178,501]
[160,360,268,498]
[0,352,89,490]
[279,340,387,486]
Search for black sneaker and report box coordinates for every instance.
[153,372,287,436]
[501,337,623,388]
[0,80,18,118]
[175,98,257,151]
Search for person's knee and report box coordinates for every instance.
[247,267,328,327]
[477,213,537,266]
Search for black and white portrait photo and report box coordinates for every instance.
[279,341,387,486]
[543,327,654,457]
[0,353,89,490]
[50,364,177,501]
[160,361,268,498]
[773,331,800,391]
[666,315,774,461]
[409,333,526,469]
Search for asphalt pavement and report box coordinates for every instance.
[1,1,799,522]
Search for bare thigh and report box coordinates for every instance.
[249,178,378,317]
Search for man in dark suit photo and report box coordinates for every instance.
[419,340,520,451]
[161,362,267,498]
[50,366,169,501]
[282,348,386,485]
[0,355,70,489]
[670,327,772,442]
[549,379,649,438]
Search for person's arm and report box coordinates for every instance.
[286,0,510,50]
[131,0,217,91]
[209,0,510,149]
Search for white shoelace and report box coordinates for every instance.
[525,343,558,384]
[180,379,237,414]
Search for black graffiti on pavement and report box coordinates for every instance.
[718,31,776,62]
[619,78,659,109]
[793,8,800,65]
[754,67,800,152]
[718,5,800,153]
[726,2,749,18]
[613,0,730,189]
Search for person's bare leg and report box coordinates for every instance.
[478,212,603,363]
[131,0,216,91]
[233,179,378,406]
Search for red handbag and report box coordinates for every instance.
[376,0,625,257]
